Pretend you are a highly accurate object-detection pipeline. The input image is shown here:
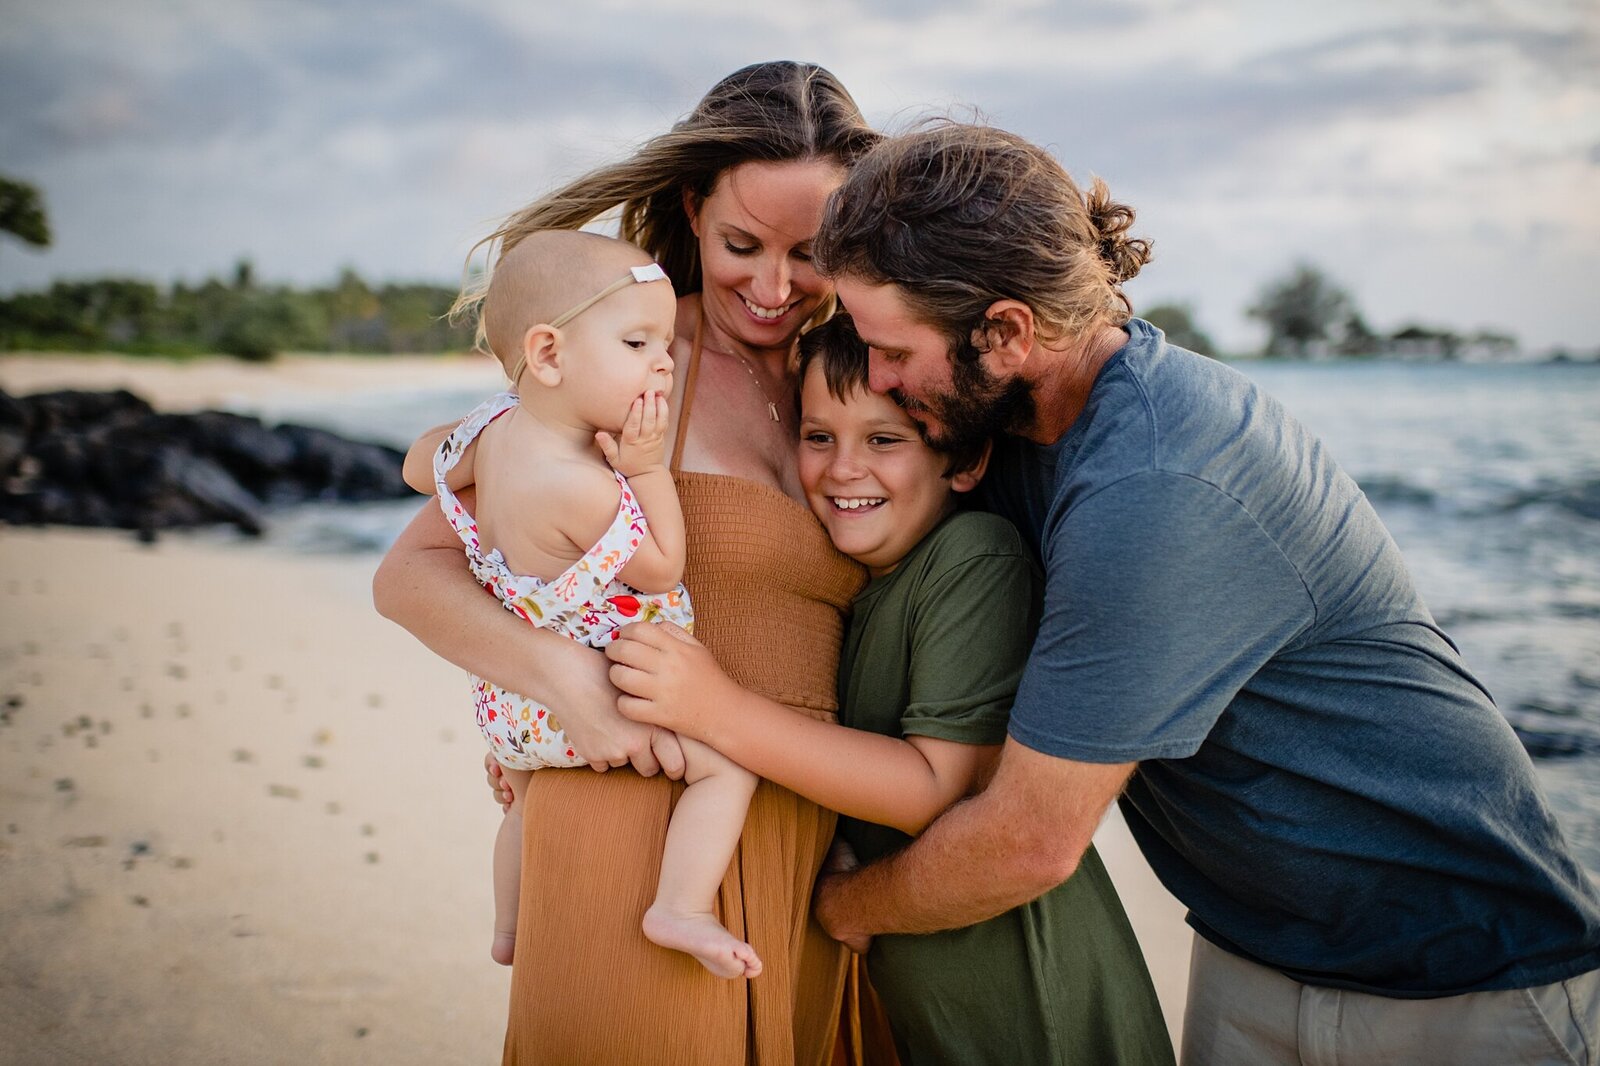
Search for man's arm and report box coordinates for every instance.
[814,738,1134,945]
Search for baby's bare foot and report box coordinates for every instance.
[491,931,516,966]
[643,903,762,979]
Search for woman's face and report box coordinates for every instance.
[687,158,845,351]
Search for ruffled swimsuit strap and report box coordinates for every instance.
[668,313,705,474]
[559,469,652,605]
[435,391,520,556]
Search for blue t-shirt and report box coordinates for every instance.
[980,317,1600,996]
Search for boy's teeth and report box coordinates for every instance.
[741,295,792,320]
[833,497,885,510]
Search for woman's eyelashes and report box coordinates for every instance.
[721,235,814,263]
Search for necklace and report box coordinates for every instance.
[705,340,783,423]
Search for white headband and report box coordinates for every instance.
[506,263,670,384]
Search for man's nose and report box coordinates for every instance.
[866,352,898,395]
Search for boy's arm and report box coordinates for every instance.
[815,743,1134,947]
[402,422,466,495]
[598,393,684,593]
[607,622,998,834]
[609,531,1034,833]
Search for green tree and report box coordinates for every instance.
[1143,302,1218,357]
[0,176,51,248]
[1335,311,1379,358]
[1247,262,1354,358]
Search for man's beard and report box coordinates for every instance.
[893,352,1036,455]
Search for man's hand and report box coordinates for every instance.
[604,621,740,740]
[817,838,872,954]
[815,866,873,955]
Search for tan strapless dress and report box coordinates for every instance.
[502,328,866,1065]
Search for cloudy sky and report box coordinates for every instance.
[2,0,1596,352]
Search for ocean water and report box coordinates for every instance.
[237,361,1600,878]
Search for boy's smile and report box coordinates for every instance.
[798,362,981,577]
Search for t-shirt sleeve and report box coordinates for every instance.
[902,526,1037,746]
[1008,470,1313,762]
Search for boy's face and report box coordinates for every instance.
[798,361,957,577]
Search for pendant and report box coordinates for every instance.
[767,401,780,423]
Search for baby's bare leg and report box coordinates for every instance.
[642,739,761,979]
[491,766,534,966]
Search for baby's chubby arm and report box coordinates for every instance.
[401,422,475,496]
[596,392,685,594]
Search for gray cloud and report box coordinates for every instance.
[2,0,1597,351]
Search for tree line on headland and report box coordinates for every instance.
[2,175,1581,364]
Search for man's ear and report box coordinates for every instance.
[523,324,563,386]
[682,185,702,238]
[949,438,993,494]
[978,300,1036,371]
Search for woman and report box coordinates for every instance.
[372,61,879,1064]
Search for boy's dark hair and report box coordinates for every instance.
[798,314,988,478]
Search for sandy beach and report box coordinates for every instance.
[0,354,1190,1064]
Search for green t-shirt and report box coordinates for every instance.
[838,511,1174,1066]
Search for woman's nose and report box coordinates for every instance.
[750,256,792,309]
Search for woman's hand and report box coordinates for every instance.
[604,621,739,740]
[550,639,682,777]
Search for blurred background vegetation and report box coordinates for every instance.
[0,174,1549,364]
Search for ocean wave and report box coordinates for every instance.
[1498,478,1600,521]
[1505,705,1600,759]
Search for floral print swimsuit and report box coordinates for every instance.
[435,392,694,770]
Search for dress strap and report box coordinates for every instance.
[669,313,705,474]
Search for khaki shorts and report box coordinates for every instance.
[1181,933,1599,1066]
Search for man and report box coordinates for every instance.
[810,122,1600,1065]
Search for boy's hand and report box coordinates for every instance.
[605,621,734,740]
[596,392,669,478]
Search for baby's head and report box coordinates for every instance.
[797,314,989,576]
[485,231,677,424]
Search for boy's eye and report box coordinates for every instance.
[868,435,903,447]
[802,432,834,445]
[624,340,646,350]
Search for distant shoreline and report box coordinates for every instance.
[0,351,504,412]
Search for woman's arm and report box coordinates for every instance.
[605,623,993,833]
[372,495,672,775]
